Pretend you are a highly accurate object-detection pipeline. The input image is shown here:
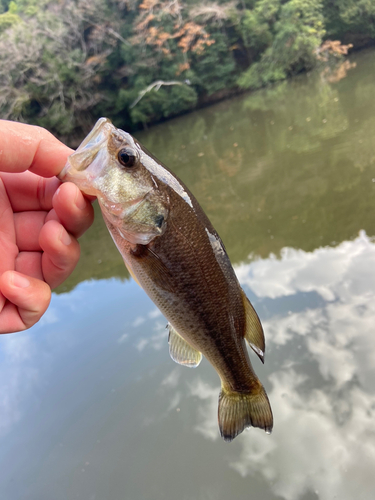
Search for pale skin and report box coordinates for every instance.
[0,120,94,333]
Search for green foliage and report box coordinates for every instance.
[129,84,198,126]
[0,0,371,139]
[238,0,325,90]
[0,0,125,139]
[231,0,279,66]
[241,9,273,52]
[238,56,287,89]
[273,0,325,71]
[323,0,375,40]
[0,1,19,31]
[190,33,237,95]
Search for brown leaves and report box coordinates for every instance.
[139,0,159,10]
[176,61,190,75]
[176,21,215,54]
[133,0,215,57]
[316,40,353,62]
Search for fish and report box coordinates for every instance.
[59,117,273,442]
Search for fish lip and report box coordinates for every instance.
[58,118,114,181]
[76,117,112,153]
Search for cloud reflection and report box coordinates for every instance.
[192,231,375,500]
[230,369,375,500]
[0,335,38,437]
[190,379,219,441]
[236,230,375,302]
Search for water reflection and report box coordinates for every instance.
[192,231,375,500]
[2,234,375,499]
[0,334,38,437]
[2,49,375,500]
[58,50,375,292]
[230,370,375,500]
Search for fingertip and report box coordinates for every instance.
[74,185,88,210]
[39,219,80,289]
[52,181,91,207]
[0,271,51,332]
[52,182,95,238]
[39,219,79,254]
[59,225,72,246]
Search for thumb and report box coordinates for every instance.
[0,271,51,333]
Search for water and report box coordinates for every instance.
[1,49,375,500]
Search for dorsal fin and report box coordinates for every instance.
[241,290,265,363]
[168,323,202,368]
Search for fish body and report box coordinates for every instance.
[59,118,273,441]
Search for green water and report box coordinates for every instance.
[59,48,375,291]
[1,49,375,500]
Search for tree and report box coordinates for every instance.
[238,0,325,90]
[0,0,126,139]
[0,0,368,139]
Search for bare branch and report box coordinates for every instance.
[189,2,236,24]
[130,79,191,108]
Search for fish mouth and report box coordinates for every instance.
[58,118,114,182]
[76,117,112,153]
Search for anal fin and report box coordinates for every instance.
[168,323,202,368]
[241,290,265,363]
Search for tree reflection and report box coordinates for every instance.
[60,50,375,296]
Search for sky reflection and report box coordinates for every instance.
[192,231,375,500]
[3,49,375,499]
[1,232,375,499]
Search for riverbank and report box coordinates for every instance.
[1,0,374,145]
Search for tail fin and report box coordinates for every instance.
[218,384,273,442]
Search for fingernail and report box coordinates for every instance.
[52,186,61,207]
[60,227,72,246]
[75,190,87,210]
[11,273,30,288]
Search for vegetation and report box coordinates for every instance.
[0,0,374,142]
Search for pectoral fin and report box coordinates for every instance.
[131,244,176,294]
[242,290,265,363]
[168,323,202,368]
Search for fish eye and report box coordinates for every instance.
[118,148,136,168]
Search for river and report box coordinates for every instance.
[1,48,375,500]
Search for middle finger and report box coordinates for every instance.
[50,182,94,238]
[14,211,47,251]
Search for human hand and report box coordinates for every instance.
[0,120,94,333]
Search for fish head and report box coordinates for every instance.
[59,118,169,245]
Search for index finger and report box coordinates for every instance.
[0,120,73,177]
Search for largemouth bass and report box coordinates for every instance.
[59,118,273,441]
